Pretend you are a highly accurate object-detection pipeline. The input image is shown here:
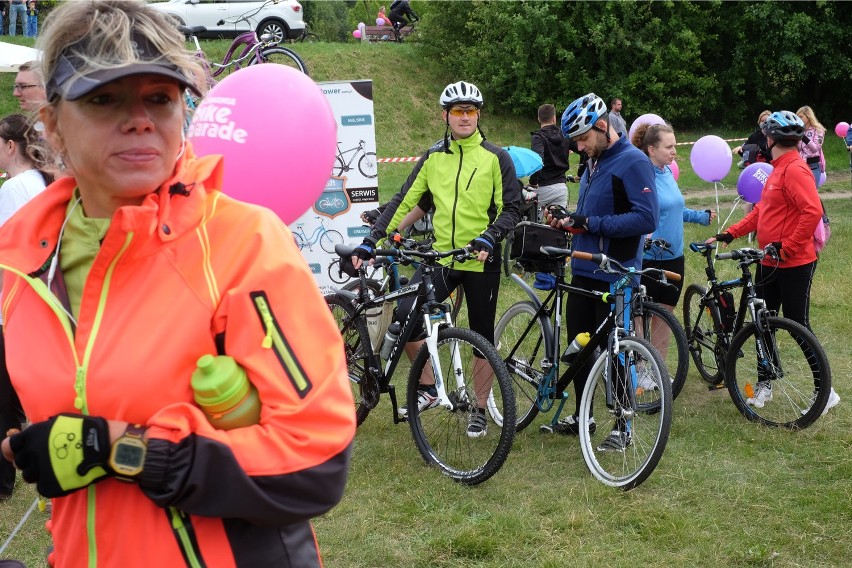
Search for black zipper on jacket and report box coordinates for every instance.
[451,145,463,248]
[167,507,207,568]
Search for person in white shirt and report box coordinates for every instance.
[0,112,50,499]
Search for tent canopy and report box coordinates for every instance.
[0,42,41,73]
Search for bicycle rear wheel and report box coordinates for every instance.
[493,301,550,431]
[683,284,724,385]
[325,294,375,426]
[579,337,671,490]
[725,316,831,429]
[633,300,689,400]
[253,46,309,75]
[408,327,515,485]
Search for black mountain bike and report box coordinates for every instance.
[683,243,831,429]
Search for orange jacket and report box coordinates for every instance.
[0,150,355,567]
[727,151,821,268]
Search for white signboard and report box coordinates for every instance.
[291,80,380,294]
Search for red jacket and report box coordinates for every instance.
[0,149,355,567]
[727,151,821,268]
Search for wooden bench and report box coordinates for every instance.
[363,24,413,42]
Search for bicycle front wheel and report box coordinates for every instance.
[253,46,309,75]
[408,327,515,485]
[319,230,344,253]
[725,316,831,429]
[579,337,671,490]
[634,300,689,401]
[683,284,724,385]
[325,294,375,426]
[493,301,550,431]
[358,152,378,178]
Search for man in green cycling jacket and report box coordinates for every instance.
[352,80,521,438]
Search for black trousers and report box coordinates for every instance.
[0,327,25,495]
[755,261,816,330]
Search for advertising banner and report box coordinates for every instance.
[291,80,380,294]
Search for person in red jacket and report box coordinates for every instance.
[0,2,355,566]
[707,110,838,414]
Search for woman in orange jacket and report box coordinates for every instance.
[707,110,838,414]
[0,2,356,566]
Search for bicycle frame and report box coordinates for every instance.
[336,140,366,167]
[294,218,330,247]
[336,240,472,421]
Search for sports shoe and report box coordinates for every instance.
[596,429,632,452]
[746,381,772,408]
[802,388,840,416]
[397,385,439,417]
[467,409,487,438]
[551,414,596,436]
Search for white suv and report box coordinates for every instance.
[150,0,305,42]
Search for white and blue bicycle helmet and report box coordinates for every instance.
[761,110,805,141]
[561,93,608,139]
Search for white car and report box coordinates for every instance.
[150,0,305,42]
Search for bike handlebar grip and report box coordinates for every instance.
[375,248,399,257]
[662,269,681,282]
[571,250,598,263]
[715,252,734,260]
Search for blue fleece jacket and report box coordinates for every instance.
[643,165,711,260]
[570,135,658,282]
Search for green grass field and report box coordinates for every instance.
[2,38,852,568]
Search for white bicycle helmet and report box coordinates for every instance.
[440,81,484,109]
[561,93,608,138]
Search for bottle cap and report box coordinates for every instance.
[192,354,251,414]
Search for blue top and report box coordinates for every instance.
[571,135,659,282]
[845,127,852,147]
[644,165,711,260]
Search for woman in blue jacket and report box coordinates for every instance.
[631,123,714,379]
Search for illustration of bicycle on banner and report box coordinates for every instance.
[333,139,377,179]
[293,217,344,253]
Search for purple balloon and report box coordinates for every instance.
[627,113,665,143]
[690,135,733,182]
[736,162,773,204]
[818,171,826,187]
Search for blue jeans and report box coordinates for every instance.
[26,14,37,36]
[9,3,26,36]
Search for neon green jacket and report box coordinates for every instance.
[378,131,521,271]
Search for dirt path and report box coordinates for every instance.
[683,189,852,201]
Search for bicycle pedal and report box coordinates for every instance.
[707,383,726,391]
[539,423,555,434]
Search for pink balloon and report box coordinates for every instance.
[627,113,665,143]
[690,135,733,182]
[376,17,385,26]
[352,29,362,39]
[736,162,773,204]
[669,159,680,181]
[835,122,850,138]
[188,65,337,224]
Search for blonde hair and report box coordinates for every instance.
[630,122,674,156]
[796,105,825,133]
[757,110,771,126]
[37,0,204,104]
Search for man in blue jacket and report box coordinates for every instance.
[544,93,658,450]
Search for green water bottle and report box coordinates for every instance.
[191,354,261,430]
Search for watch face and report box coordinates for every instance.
[114,443,144,467]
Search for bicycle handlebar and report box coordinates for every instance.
[571,250,681,282]
[715,246,778,262]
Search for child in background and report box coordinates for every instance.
[25,1,37,37]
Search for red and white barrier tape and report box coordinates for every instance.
[377,138,748,163]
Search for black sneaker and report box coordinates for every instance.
[467,409,487,438]
[551,414,596,436]
[596,429,632,452]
